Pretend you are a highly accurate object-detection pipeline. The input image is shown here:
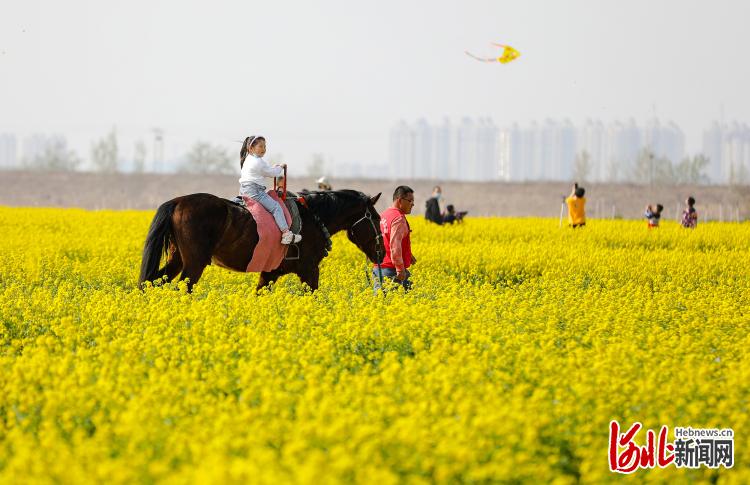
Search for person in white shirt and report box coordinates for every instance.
[239,136,301,244]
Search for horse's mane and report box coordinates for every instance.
[302,190,369,220]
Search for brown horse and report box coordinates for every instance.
[139,190,383,292]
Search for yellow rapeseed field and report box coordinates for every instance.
[0,206,748,483]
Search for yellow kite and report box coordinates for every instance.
[465,43,521,64]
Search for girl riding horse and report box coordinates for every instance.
[239,135,301,245]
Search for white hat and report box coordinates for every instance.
[317,176,328,185]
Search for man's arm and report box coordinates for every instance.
[390,216,407,278]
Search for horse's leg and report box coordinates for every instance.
[298,266,320,292]
[179,260,208,293]
[154,243,183,283]
[173,225,211,293]
[257,270,281,293]
[171,201,225,293]
[178,242,211,292]
[164,245,184,282]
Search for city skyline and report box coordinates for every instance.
[4,115,747,186]
[2,1,749,170]
[388,116,749,184]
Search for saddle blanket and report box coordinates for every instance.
[241,191,292,272]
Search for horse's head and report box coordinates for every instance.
[346,192,383,264]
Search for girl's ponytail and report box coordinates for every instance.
[240,136,254,169]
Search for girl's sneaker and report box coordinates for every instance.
[281,230,302,245]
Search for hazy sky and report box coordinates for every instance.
[2,0,749,169]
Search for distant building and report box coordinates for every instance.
[432,118,452,180]
[604,119,640,182]
[642,118,685,165]
[392,117,734,184]
[578,119,606,181]
[499,119,575,182]
[0,133,18,169]
[702,121,724,183]
[388,117,499,181]
[388,120,413,180]
[412,118,433,179]
[702,121,750,184]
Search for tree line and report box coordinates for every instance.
[572,149,742,185]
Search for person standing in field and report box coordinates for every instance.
[681,196,698,229]
[425,185,444,225]
[645,204,664,228]
[566,183,586,228]
[375,186,417,292]
[316,176,332,191]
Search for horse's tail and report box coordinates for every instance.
[139,200,177,288]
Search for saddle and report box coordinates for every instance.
[231,191,302,234]
[231,190,303,272]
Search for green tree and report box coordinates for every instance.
[675,155,709,184]
[180,142,234,174]
[632,148,676,185]
[91,128,119,173]
[27,139,80,171]
[133,140,147,173]
[91,128,117,173]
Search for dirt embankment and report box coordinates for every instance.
[1,170,748,220]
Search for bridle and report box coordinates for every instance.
[348,207,385,288]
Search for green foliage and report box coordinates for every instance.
[25,138,80,172]
[90,129,119,173]
[675,155,710,184]
[632,150,709,186]
[180,142,234,175]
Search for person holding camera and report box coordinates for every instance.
[565,183,586,228]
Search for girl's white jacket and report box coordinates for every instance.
[239,155,283,187]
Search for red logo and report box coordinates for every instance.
[609,421,675,473]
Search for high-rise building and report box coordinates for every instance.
[432,118,452,180]
[388,117,500,181]
[393,117,708,183]
[642,118,685,165]
[497,124,515,181]
[605,119,640,182]
[0,134,18,169]
[701,121,750,184]
[388,120,413,180]
[498,120,575,182]
[724,122,750,184]
[412,118,433,179]
[477,117,500,181]
[702,121,723,183]
[456,118,478,181]
[578,119,606,181]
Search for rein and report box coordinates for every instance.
[296,195,332,257]
[297,193,383,288]
[349,208,384,289]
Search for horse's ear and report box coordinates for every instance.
[369,193,381,206]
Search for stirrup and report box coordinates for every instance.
[284,243,301,260]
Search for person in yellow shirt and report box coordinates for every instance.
[565,183,586,228]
